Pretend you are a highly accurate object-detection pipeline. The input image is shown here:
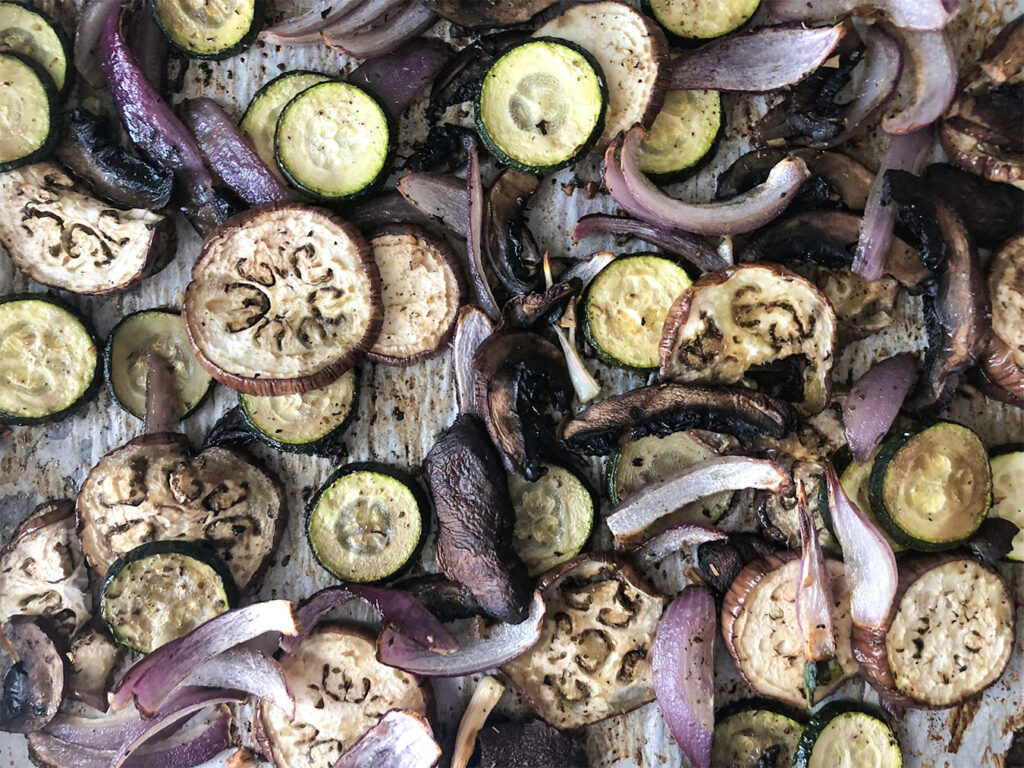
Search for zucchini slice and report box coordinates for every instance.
[583,254,692,370]
[0,294,98,424]
[792,701,900,768]
[105,309,213,421]
[151,0,263,59]
[508,462,594,575]
[637,89,721,181]
[0,52,59,172]
[534,1,668,147]
[240,368,358,453]
[867,422,991,550]
[257,624,429,767]
[306,463,425,583]
[366,226,463,366]
[0,2,70,93]
[275,81,391,201]
[648,0,760,40]
[990,449,1024,561]
[475,38,606,174]
[240,70,330,179]
[712,698,805,768]
[100,541,237,653]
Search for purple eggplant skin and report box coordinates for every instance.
[422,414,533,624]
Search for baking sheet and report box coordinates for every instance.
[1,0,1022,766]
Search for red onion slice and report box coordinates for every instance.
[323,2,436,59]
[180,98,298,205]
[349,39,452,116]
[881,29,957,134]
[981,334,1024,401]
[396,172,468,238]
[843,352,918,463]
[110,600,298,714]
[377,591,544,676]
[636,523,728,565]
[463,135,502,320]
[280,585,458,655]
[572,214,728,272]
[765,0,959,31]
[74,0,123,86]
[823,464,898,629]
[652,586,715,768]
[851,127,932,281]
[453,306,494,416]
[180,646,294,717]
[259,0,378,45]
[43,709,143,750]
[332,710,441,768]
[617,127,811,236]
[668,24,846,92]
[607,456,791,549]
[126,4,168,94]
[796,485,837,662]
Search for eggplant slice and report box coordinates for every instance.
[0,501,91,637]
[660,264,838,416]
[0,616,66,733]
[424,0,556,27]
[183,204,382,396]
[502,555,665,730]
[256,624,429,768]
[0,163,175,295]
[75,432,285,593]
[989,235,1023,370]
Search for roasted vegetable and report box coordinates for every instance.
[792,701,900,768]
[0,616,65,733]
[0,51,59,173]
[712,698,806,768]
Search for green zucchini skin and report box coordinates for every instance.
[149,0,265,60]
[712,697,806,768]
[637,90,723,184]
[0,2,73,95]
[238,369,360,455]
[0,51,61,173]
[474,37,608,175]
[867,422,992,551]
[792,701,901,768]
[304,462,428,584]
[0,293,100,426]
[643,0,760,44]
[100,540,239,653]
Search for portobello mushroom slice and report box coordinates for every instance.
[921,164,1023,248]
[854,554,1015,708]
[534,2,669,147]
[0,616,66,733]
[561,383,796,457]
[659,264,838,416]
[183,204,382,396]
[477,720,588,768]
[0,501,91,637]
[722,553,858,709]
[66,629,123,711]
[501,555,666,730]
[423,414,533,623]
[76,432,285,594]
[255,624,429,768]
[0,163,175,295]
[366,226,463,366]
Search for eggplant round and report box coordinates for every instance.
[182,204,382,396]
[0,616,66,733]
[988,235,1023,371]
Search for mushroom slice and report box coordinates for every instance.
[989,235,1024,370]
[560,383,796,457]
[0,163,175,295]
[477,720,588,768]
[67,629,123,712]
[659,264,838,416]
[722,553,858,710]
[501,555,665,730]
[0,616,66,733]
[366,225,463,366]
[0,501,91,637]
[183,204,382,396]
[254,624,429,768]
[76,432,285,594]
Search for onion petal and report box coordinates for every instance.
[981,333,1024,402]
[180,98,298,206]
[843,352,918,463]
[851,127,932,281]
[377,591,545,677]
[796,483,837,662]
[259,0,380,45]
[616,127,811,236]
[323,2,436,59]
[281,585,458,655]
[180,646,294,718]
[881,29,957,134]
[451,677,504,768]
[110,600,298,714]
[75,0,123,87]
[636,523,728,565]
[572,214,728,272]
[396,172,469,238]
[669,24,846,92]
[607,457,792,549]
[823,463,898,629]
[651,586,715,768]
[544,254,601,404]
[332,710,441,768]
[765,0,959,31]
[349,39,452,116]
[453,306,495,416]
[463,135,502,320]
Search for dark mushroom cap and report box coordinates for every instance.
[0,616,67,733]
